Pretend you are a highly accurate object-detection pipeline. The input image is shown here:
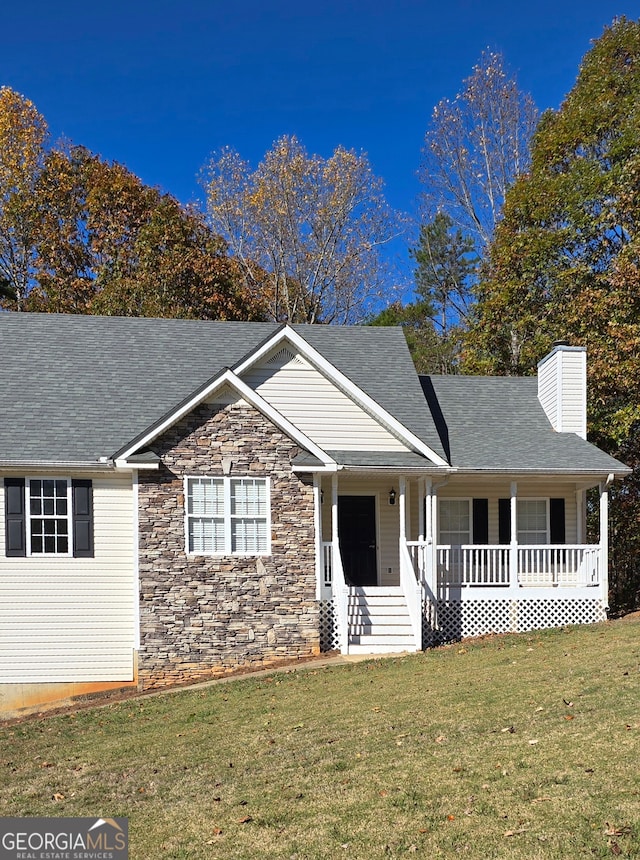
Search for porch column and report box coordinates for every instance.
[418,477,426,543]
[599,477,611,608]
[425,477,435,594]
[510,481,518,587]
[576,489,585,544]
[331,472,339,548]
[399,476,407,543]
[313,474,322,600]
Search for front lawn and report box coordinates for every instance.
[2,617,639,859]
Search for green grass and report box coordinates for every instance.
[2,617,640,859]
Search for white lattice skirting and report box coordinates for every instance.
[426,598,607,646]
[319,600,340,652]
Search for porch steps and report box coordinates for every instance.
[347,586,417,654]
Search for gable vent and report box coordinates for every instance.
[266,347,304,367]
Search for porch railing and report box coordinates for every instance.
[517,545,600,587]
[435,544,601,588]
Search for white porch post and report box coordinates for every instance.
[418,477,425,543]
[430,479,438,592]
[313,474,323,600]
[599,478,610,608]
[576,489,585,544]
[510,481,518,587]
[331,472,339,550]
[399,476,407,544]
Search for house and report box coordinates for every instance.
[0,313,630,717]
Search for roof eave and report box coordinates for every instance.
[0,459,116,471]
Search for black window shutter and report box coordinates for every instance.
[498,498,511,544]
[72,479,94,558]
[472,498,489,544]
[550,498,566,544]
[5,478,26,557]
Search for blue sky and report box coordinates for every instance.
[2,1,637,284]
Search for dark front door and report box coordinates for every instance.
[338,495,377,587]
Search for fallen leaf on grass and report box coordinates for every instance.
[504,828,528,837]
[531,796,552,804]
[52,793,65,802]
[604,825,632,837]
[609,841,622,856]
[238,816,253,824]
[564,715,575,721]
[435,735,447,743]
[501,726,516,733]
[528,739,539,745]
[446,814,455,821]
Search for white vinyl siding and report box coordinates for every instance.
[185,476,270,555]
[537,346,587,438]
[243,351,411,452]
[0,473,136,683]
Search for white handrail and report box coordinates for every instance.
[399,541,423,650]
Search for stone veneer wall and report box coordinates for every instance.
[137,399,319,689]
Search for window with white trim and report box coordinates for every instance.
[186,476,270,555]
[517,499,548,545]
[4,478,93,558]
[439,498,471,545]
[28,479,71,555]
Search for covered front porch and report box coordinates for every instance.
[313,471,612,654]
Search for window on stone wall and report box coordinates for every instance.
[185,476,270,555]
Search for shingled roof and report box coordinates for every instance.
[0,313,443,465]
[422,374,627,474]
[0,312,628,476]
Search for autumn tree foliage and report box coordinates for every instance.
[463,18,640,611]
[0,87,47,308]
[204,135,400,324]
[0,88,265,320]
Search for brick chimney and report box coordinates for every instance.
[537,342,587,439]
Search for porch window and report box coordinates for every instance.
[517,499,548,545]
[439,499,471,545]
[185,476,270,555]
